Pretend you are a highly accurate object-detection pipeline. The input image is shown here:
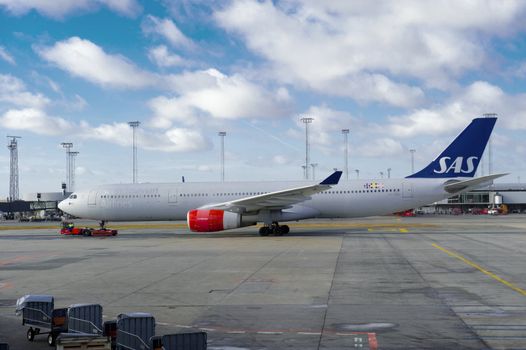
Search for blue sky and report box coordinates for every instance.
[2,0,526,198]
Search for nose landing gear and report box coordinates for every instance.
[259,222,290,236]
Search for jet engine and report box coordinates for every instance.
[187,209,242,232]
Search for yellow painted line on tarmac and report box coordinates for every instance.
[399,228,409,233]
[432,243,526,297]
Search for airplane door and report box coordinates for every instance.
[168,190,178,204]
[402,183,413,198]
[88,191,97,206]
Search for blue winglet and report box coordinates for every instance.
[320,171,343,185]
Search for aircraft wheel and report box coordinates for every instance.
[27,328,35,341]
[259,227,270,236]
[281,225,290,234]
[82,229,91,237]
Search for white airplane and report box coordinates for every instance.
[59,116,505,236]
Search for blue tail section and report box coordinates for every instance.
[406,117,497,178]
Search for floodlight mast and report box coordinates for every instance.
[61,142,73,192]
[218,131,226,182]
[300,117,314,180]
[69,151,79,192]
[7,136,21,201]
[128,121,140,183]
[342,129,349,181]
[483,113,497,175]
[409,149,416,174]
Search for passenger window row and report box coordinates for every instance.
[100,194,161,199]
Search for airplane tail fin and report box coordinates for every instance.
[406,117,497,178]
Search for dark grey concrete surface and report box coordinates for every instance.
[1,216,525,349]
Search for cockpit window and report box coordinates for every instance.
[69,194,77,199]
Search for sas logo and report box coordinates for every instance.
[434,156,478,174]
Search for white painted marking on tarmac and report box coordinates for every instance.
[256,331,283,335]
[200,327,216,332]
[176,324,193,328]
[226,330,246,334]
[157,322,169,326]
[297,332,321,335]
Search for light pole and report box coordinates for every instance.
[410,149,416,173]
[355,169,359,179]
[379,171,384,179]
[387,168,391,179]
[311,163,318,180]
[483,113,496,175]
[218,131,226,182]
[300,117,314,180]
[128,121,140,183]
[342,129,349,181]
[69,151,79,192]
[7,136,21,201]
[61,142,73,191]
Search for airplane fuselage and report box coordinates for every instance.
[60,178,449,222]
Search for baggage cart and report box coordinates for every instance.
[158,332,207,350]
[116,313,155,350]
[15,295,67,346]
[68,304,103,335]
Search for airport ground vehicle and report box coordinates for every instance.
[60,222,117,236]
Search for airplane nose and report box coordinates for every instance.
[58,199,66,211]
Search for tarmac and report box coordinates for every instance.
[0,215,525,350]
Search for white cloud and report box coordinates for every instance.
[386,80,526,138]
[215,0,526,104]
[36,37,157,89]
[0,46,15,65]
[0,74,50,108]
[0,108,73,135]
[147,45,187,68]
[163,128,210,152]
[77,121,211,153]
[142,15,195,49]
[102,0,141,17]
[290,105,358,148]
[272,154,290,165]
[355,138,404,158]
[149,68,292,128]
[0,0,141,18]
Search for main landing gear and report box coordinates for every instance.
[259,222,290,236]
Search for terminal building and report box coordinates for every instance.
[429,183,526,214]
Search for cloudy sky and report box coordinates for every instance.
[1,0,526,197]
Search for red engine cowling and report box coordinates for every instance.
[187,209,241,232]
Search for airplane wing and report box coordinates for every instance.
[443,173,508,194]
[198,171,342,214]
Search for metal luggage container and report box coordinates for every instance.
[68,304,103,334]
[116,313,155,350]
[16,294,67,345]
[16,294,54,328]
[0,343,9,350]
[160,332,207,350]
